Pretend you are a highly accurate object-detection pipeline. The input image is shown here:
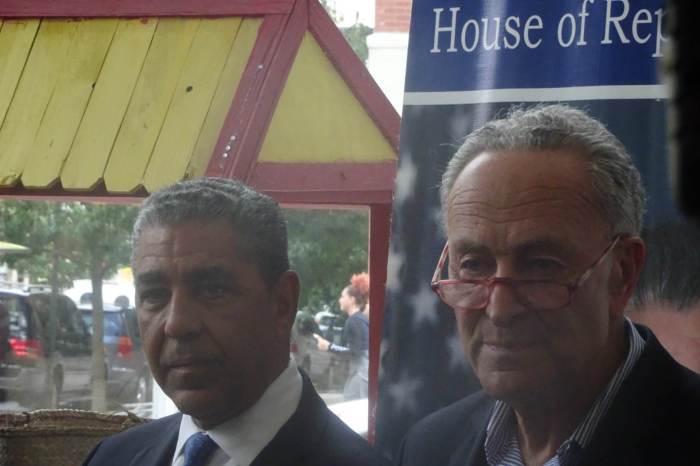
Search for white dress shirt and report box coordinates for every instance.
[171,360,303,466]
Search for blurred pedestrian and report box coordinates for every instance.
[315,273,369,400]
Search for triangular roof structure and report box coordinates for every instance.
[0,0,398,438]
[0,0,398,205]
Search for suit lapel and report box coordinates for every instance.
[450,395,492,466]
[579,327,678,465]
[129,414,181,466]
[251,372,327,466]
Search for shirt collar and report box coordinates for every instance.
[173,360,303,466]
[484,318,646,466]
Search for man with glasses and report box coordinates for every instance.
[395,105,700,466]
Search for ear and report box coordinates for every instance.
[271,270,300,335]
[609,236,645,316]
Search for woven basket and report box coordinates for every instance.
[0,409,148,466]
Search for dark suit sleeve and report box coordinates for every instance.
[80,441,102,466]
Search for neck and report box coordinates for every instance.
[512,319,628,465]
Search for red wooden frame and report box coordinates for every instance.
[205,0,309,182]
[308,0,400,151]
[0,181,146,204]
[0,0,293,17]
[367,204,391,443]
[251,162,396,196]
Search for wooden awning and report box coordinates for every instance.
[0,0,399,205]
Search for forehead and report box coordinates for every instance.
[446,150,609,252]
[132,220,249,277]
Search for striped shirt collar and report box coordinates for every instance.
[484,318,646,466]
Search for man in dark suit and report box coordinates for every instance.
[396,105,700,466]
[82,178,384,466]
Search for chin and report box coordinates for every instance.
[478,369,547,402]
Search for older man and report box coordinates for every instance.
[82,178,385,466]
[396,105,700,466]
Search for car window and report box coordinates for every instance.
[0,295,33,340]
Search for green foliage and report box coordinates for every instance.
[285,208,368,314]
[0,200,137,286]
[319,0,373,64]
[341,23,373,63]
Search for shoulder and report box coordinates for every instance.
[587,327,700,464]
[81,414,180,466]
[396,391,493,466]
[261,374,387,466]
[315,409,389,466]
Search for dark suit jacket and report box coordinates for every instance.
[82,372,386,466]
[396,326,700,466]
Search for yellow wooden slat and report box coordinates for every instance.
[143,18,242,192]
[22,19,118,188]
[61,18,158,190]
[0,20,78,186]
[259,32,395,163]
[104,18,200,193]
[0,20,40,129]
[187,17,261,179]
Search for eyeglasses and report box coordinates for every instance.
[430,235,622,312]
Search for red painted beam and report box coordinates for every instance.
[367,203,392,443]
[308,0,400,152]
[0,0,294,17]
[263,190,394,206]
[250,161,397,193]
[206,0,309,183]
[0,182,145,204]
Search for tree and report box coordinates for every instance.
[285,208,368,315]
[68,203,138,411]
[320,0,373,64]
[0,200,137,410]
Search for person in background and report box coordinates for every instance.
[627,220,700,373]
[315,273,370,400]
[81,178,386,466]
[396,105,700,466]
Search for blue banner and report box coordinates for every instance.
[376,0,674,461]
[406,0,667,92]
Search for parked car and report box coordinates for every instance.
[78,303,151,405]
[0,290,92,408]
[314,310,345,343]
[291,312,348,391]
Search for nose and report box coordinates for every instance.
[485,280,528,326]
[163,289,203,338]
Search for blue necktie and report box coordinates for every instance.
[182,432,218,466]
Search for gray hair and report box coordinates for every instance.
[440,105,647,235]
[132,178,289,286]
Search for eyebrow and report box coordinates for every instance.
[135,270,167,288]
[135,266,234,287]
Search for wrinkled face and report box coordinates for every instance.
[133,220,295,428]
[446,150,626,402]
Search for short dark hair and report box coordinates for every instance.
[631,220,700,313]
[132,178,289,286]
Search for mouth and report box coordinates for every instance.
[482,341,537,352]
[164,357,218,370]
